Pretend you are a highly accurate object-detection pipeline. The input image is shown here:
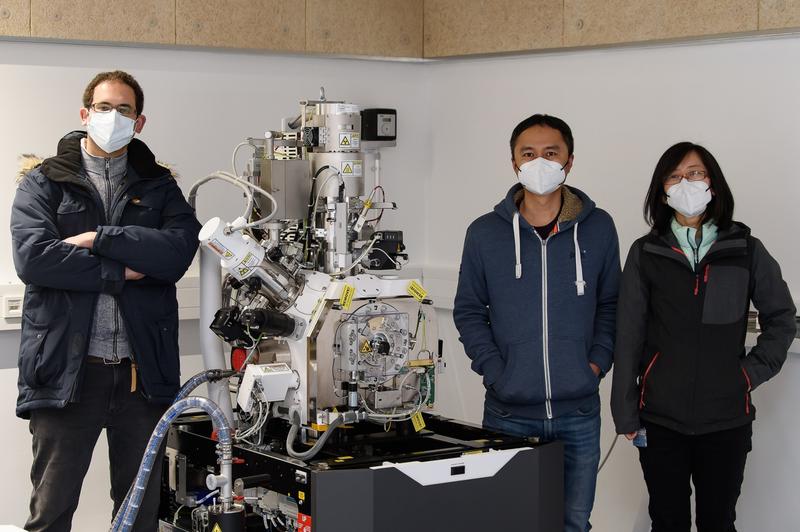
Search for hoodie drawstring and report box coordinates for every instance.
[513,213,585,296]
[513,212,522,279]
[574,222,585,296]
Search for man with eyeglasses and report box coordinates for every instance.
[11,70,201,531]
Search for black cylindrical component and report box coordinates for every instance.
[208,504,246,532]
[234,473,272,494]
[347,380,358,409]
[240,308,296,337]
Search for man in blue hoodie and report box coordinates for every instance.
[454,114,620,532]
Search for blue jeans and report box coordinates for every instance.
[484,396,601,532]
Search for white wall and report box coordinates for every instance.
[1,34,800,531]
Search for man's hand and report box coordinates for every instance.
[125,268,144,280]
[625,432,637,440]
[63,231,97,249]
[589,362,601,377]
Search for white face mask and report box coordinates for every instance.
[517,158,566,195]
[666,179,712,218]
[87,110,136,154]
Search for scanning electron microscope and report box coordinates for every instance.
[149,90,563,532]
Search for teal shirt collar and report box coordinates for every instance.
[671,217,718,267]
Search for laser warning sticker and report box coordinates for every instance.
[407,280,428,302]
[339,132,360,149]
[360,340,372,353]
[235,251,260,277]
[211,524,222,532]
[208,239,234,259]
[339,284,355,310]
[340,160,363,177]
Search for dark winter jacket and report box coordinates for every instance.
[11,131,201,418]
[454,184,620,420]
[611,222,796,435]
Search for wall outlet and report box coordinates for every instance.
[3,295,23,318]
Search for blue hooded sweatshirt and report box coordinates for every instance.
[454,184,620,420]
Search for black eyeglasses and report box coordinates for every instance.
[664,170,707,186]
[89,102,136,117]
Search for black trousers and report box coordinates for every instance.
[638,420,753,532]
[25,360,167,532]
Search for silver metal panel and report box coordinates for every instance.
[256,159,311,220]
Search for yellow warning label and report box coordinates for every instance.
[211,524,222,532]
[342,163,353,174]
[340,135,350,146]
[407,280,428,302]
[298,490,306,501]
[360,340,372,353]
[408,359,434,367]
[237,267,250,277]
[411,412,426,432]
[339,284,355,310]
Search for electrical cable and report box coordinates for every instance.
[238,334,263,372]
[326,235,379,276]
[213,171,278,230]
[364,185,386,223]
[231,141,252,178]
[188,168,278,232]
[312,169,343,213]
[360,371,430,422]
[303,165,341,263]
[196,489,220,505]
[188,172,254,219]
[598,434,620,472]
[172,505,185,526]
[369,247,399,268]
[285,410,362,461]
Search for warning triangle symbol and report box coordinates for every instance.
[341,135,350,146]
[343,163,353,174]
[211,524,222,532]
[360,340,372,353]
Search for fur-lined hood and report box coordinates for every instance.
[16,133,179,185]
[16,154,42,183]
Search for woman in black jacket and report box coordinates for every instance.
[611,142,796,532]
